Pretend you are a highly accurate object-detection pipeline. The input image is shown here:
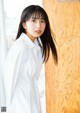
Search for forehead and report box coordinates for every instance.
[30,12,45,19]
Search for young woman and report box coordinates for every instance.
[5,5,58,113]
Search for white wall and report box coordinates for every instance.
[0,0,7,107]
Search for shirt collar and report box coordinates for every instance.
[20,33,41,51]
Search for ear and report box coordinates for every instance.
[22,22,26,29]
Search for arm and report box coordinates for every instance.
[38,64,46,113]
[4,43,27,113]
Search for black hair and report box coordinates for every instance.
[16,5,58,64]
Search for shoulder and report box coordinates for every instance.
[6,37,28,60]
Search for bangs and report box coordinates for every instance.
[21,5,48,22]
[30,11,46,20]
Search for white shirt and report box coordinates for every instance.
[4,33,45,113]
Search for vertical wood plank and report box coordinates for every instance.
[43,1,80,113]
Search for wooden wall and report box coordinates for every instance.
[43,1,80,113]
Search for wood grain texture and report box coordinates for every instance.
[43,1,80,113]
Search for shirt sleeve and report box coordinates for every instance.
[38,64,46,113]
[4,43,27,113]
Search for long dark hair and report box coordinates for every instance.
[16,5,58,64]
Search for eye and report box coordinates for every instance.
[31,19,36,22]
[41,19,46,23]
[32,19,35,22]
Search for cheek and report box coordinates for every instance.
[27,23,35,30]
[42,24,46,31]
[26,24,32,31]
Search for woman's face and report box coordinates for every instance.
[23,14,46,41]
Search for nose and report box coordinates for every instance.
[36,21,41,28]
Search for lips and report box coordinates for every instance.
[35,30,41,33]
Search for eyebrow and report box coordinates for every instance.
[31,16,45,20]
